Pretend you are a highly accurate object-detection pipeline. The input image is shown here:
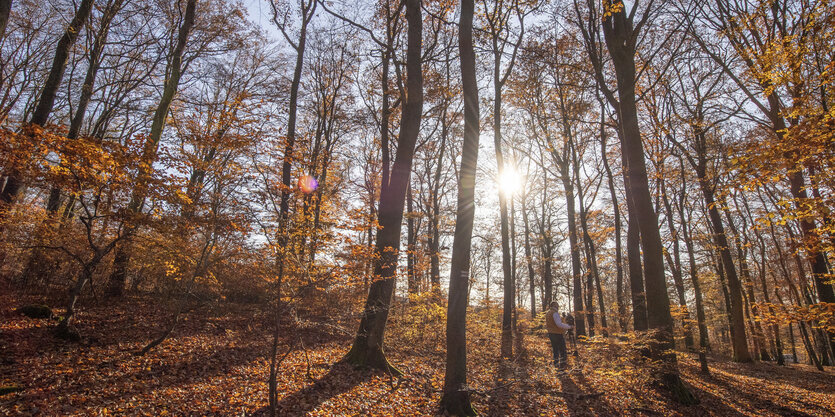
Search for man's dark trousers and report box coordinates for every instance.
[548,332,567,367]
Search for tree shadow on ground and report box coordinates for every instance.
[691,368,826,416]
[252,362,374,416]
[485,327,535,416]
[556,369,623,417]
[485,355,517,416]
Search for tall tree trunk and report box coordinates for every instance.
[713,252,735,346]
[20,0,121,281]
[30,0,94,127]
[694,152,751,362]
[724,208,769,361]
[428,104,448,289]
[106,0,197,297]
[561,168,586,337]
[407,186,417,295]
[494,57,514,360]
[601,3,695,402]
[676,157,706,355]
[343,0,422,372]
[540,181,554,310]
[601,129,626,332]
[0,0,95,208]
[46,0,125,213]
[441,2,478,410]
[575,160,597,337]
[788,321,799,363]
[510,197,518,333]
[661,177,693,349]
[574,143,608,337]
[522,195,536,318]
[680,203,710,373]
[625,185,647,331]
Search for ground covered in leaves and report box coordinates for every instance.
[1,290,833,416]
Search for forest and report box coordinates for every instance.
[0,0,833,415]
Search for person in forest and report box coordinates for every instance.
[546,301,573,369]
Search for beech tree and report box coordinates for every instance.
[441,0,478,413]
[343,0,423,373]
[0,0,94,209]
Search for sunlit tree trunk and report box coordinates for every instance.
[690,135,751,362]
[522,194,536,318]
[624,170,647,331]
[407,187,417,295]
[724,208,770,361]
[679,198,709,373]
[440,2,478,409]
[560,164,586,337]
[539,174,554,310]
[573,143,607,337]
[600,125,626,332]
[712,250,735,347]
[428,102,448,288]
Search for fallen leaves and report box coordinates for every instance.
[1,291,833,416]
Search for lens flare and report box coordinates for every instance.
[298,175,318,194]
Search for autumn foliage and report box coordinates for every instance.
[1,0,834,415]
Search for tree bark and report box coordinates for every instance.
[522,195,536,318]
[440,0,478,411]
[494,56,514,360]
[601,129,626,332]
[560,168,586,337]
[539,180,554,310]
[406,187,417,294]
[680,205,710,373]
[624,180,647,331]
[45,0,125,213]
[601,2,695,403]
[661,176,693,349]
[344,0,422,372]
[724,208,770,361]
[428,102,448,289]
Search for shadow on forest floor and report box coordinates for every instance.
[251,362,373,416]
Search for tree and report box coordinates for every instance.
[665,47,752,362]
[690,0,835,356]
[597,0,696,402]
[343,0,423,373]
[480,0,534,356]
[107,0,198,297]
[0,0,95,210]
[440,0,478,413]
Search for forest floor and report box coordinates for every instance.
[1,290,834,416]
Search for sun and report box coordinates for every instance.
[497,166,523,196]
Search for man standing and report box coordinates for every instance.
[545,301,573,368]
